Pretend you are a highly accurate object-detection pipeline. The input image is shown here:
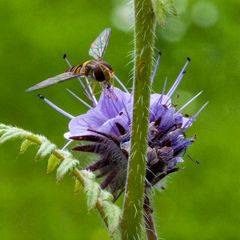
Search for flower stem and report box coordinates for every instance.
[121,0,156,239]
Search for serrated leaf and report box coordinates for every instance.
[74,179,82,193]
[20,139,34,154]
[111,229,121,240]
[84,178,100,210]
[99,190,114,202]
[0,129,25,144]
[0,124,10,131]
[101,201,121,234]
[35,137,56,161]
[47,154,60,174]
[56,157,79,182]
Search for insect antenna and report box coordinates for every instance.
[38,94,74,119]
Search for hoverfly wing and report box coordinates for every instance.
[89,28,111,60]
[26,72,80,92]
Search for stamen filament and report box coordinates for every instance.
[66,88,92,109]
[63,54,93,103]
[62,140,73,150]
[167,57,191,98]
[177,90,203,113]
[183,101,209,129]
[151,51,161,85]
[38,94,74,119]
[157,78,168,105]
[113,74,130,94]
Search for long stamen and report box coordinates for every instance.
[113,74,130,94]
[38,94,74,119]
[84,77,98,106]
[63,54,93,102]
[167,57,191,98]
[66,88,92,109]
[157,78,168,105]
[151,51,161,85]
[177,90,203,113]
[183,101,209,129]
[62,140,73,150]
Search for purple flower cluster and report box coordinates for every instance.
[65,57,207,199]
[38,54,207,200]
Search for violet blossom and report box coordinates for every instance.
[39,55,207,200]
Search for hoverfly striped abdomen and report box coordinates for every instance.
[68,64,83,74]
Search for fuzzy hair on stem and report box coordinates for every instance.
[120,0,156,239]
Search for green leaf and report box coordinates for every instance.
[74,179,82,193]
[47,154,60,174]
[0,128,25,144]
[102,201,121,234]
[81,170,100,210]
[20,139,35,154]
[98,190,121,234]
[56,154,79,182]
[35,136,56,160]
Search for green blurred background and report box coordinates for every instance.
[0,0,239,239]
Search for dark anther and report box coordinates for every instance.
[187,57,191,62]
[63,53,67,59]
[38,94,44,100]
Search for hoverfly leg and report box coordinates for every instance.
[91,81,97,96]
[84,77,98,106]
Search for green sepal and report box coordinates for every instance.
[47,154,60,174]
[34,137,56,161]
[74,179,82,193]
[20,139,35,154]
[56,155,79,182]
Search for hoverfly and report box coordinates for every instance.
[26,28,114,92]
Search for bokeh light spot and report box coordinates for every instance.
[111,1,133,32]
[158,17,187,42]
[191,1,219,28]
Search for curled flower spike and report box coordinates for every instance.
[63,56,208,200]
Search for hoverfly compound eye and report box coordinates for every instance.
[93,67,105,82]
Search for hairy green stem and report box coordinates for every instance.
[121,0,156,239]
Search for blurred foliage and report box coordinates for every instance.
[0,0,239,239]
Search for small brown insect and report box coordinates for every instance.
[26,28,114,92]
